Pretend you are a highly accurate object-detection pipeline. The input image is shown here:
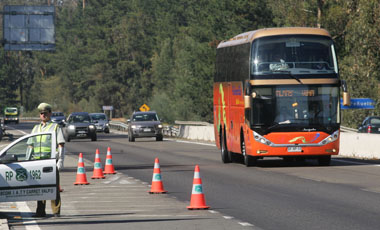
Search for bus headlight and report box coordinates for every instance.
[319,130,339,145]
[253,131,273,146]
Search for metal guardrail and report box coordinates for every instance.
[163,126,179,137]
[340,126,357,133]
[109,121,180,137]
[109,121,128,132]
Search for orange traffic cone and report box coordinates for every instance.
[148,158,167,194]
[91,149,105,179]
[187,165,209,210]
[74,153,90,185]
[103,147,116,174]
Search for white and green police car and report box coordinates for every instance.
[0,132,57,202]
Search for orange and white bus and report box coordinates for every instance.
[214,27,350,166]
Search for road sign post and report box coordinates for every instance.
[102,106,114,119]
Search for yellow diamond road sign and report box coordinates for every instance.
[139,104,150,112]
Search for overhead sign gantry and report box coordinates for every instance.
[2,5,55,51]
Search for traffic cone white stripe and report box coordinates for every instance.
[191,184,203,195]
[94,162,102,169]
[194,171,200,179]
[77,166,85,174]
[152,173,162,182]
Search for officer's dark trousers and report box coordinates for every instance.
[36,169,61,215]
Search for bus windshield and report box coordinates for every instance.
[251,85,339,131]
[251,35,338,76]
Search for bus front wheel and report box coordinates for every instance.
[242,137,257,167]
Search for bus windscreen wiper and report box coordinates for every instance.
[267,120,291,130]
[272,70,303,84]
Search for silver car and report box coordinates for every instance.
[64,112,97,142]
[90,113,110,133]
[128,111,163,142]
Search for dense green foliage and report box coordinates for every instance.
[0,0,379,127]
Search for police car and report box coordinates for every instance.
[0,132,57,202]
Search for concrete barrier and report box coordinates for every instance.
[178,123,215,142]
[339,133,380,159]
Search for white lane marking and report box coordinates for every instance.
[333,159,380,166]
[15,202,41,230]
[239,222,254,227]
[120,180,134,184]
[208,210,219,214]
[4,126,28,135]
[170,139,216,147]
[223,216,234,220]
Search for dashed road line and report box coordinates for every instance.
[239,222,254,227]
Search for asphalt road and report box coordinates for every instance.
[3,122,380,230]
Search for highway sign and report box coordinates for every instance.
[341,98,375,109]
[3,5,55,51]
[102,105,113,110]
[139,104,150,112]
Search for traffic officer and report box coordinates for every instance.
[29,103,65,218]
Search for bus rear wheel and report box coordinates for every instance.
[220,131,231,163]
[242,137,257,167]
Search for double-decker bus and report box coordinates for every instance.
[214,27,350,166]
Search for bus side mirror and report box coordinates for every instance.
[343,92,350,106]
[244,81,252,109]
[341,80,351,106]
[244,95,252,109]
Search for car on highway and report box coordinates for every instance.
[127,111,163,142]
[51,112,66,126]
[89,113,110,133]
[358,116,380,133]
[64,112,97,142]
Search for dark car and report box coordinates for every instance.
[90,113,110,133]
[64,112,97,142]
[51,112,66,126]
[127,111,163,142]
[358,116,380,133]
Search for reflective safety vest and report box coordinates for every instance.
[31,122,58,159]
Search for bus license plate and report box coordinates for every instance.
[288,146,302,152]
